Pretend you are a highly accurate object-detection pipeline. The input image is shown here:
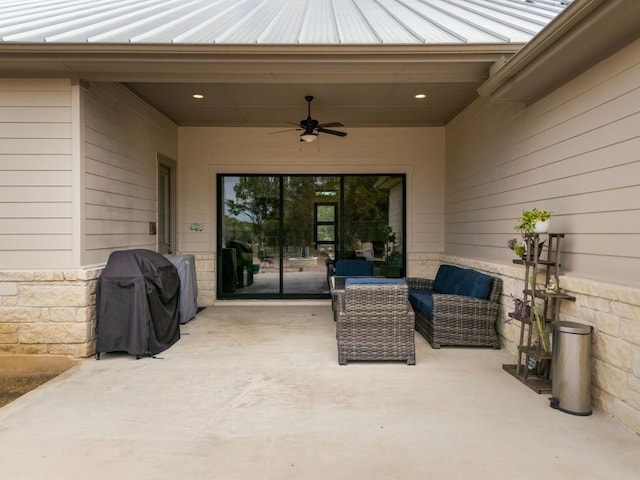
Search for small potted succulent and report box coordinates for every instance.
[509,208,550,260]
[507,238,526,258]
[514,208,551,237]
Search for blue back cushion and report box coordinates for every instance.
[433,265,492,300]
[432,265,458,293]
[335,259,374,276]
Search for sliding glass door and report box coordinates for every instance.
[218,174,404,299]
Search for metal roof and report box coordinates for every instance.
[0,0,571,44]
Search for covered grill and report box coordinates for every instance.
[96,249,181,358]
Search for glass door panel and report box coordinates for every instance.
[220,175,280,296]
[282,176,338,296]
[341,175,404,276]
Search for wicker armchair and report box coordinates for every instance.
[406,271,502,349]
[336,278,415,365]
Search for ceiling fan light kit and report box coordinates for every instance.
[300,132,318,143]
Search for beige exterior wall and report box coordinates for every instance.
[0,79,74,268]
[178,126,446,302]
[1,80,179,357]
[445,38,640,288]
[445,40,640,434]
[83,82,179,266]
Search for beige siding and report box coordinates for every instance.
[177,127,445,265]
[0,79,74,268]
[83,83,178,265]
[445,38,640,288]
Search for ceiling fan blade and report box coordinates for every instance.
[318,122,343,128]
[268,128,301,135]
[317,127,347,137]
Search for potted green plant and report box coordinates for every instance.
[507,238,526,258]
[514,208,551,237]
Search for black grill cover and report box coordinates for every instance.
[96,249,181,357]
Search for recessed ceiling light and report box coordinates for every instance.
[192,93,204,99]
[414,93,426,99]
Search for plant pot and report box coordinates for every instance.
[534,219,550,234]
[522,241,545,261]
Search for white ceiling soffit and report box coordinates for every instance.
[0,0,571,44]
[479,0,640,103]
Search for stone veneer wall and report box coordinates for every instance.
[194,253,215,307]
[0,254,215,359]
[440,255,640,436]
[0,268,101,357]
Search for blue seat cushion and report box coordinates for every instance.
[346,277,406,286]
[433,265,492,300]
[408,289,433,319]
[335,259,374,276]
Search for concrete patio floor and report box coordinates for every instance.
[1,303,638,480]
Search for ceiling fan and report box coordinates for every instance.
[273,96,347,143]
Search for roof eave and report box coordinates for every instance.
[0,42,524,83]
[479,0,640,104]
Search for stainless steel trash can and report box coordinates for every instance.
[550,321,593,416]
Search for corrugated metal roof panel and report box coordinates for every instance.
[377,0,463,43]
[256,0,307,44]
[0,0,572,44]
[333,0,382,44]
[353,0,425,43]
[299,0,340,44]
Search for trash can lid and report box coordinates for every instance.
[556,321,592,335]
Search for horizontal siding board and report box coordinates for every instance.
[0,122,72,138]
[84,142,153,178]
[0,154,71,170]
[85,189,156,212]
[0,106,71,123]
[0,170,71,186]
[566,233,640,256]
[85,233,155,250]
[85,218,150,235]
[85,204,155,222]
[0,218,72,234]
[85,159,154,191]
[412,241,444,252]
[0,186,72,202]
[85,173,154,199]
[0,79,71,91]
[0,202,72,218]
[83,246,155,265]
[562,254,640,287]
[0,234,72,250]
[0,90,71,107]
[0,250,72,268]
[0,138,72,155]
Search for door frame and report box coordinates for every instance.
[216,173,406,300]
[157,153,177,254]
